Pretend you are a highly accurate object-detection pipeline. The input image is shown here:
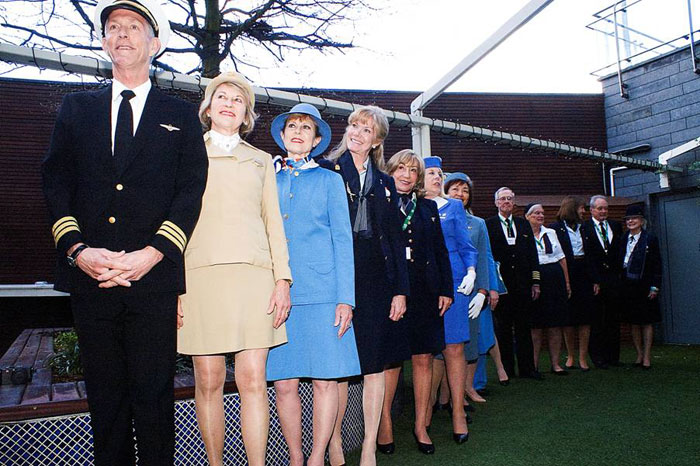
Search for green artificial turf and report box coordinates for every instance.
[343,345,700,466]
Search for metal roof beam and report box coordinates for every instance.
[410,0,554,114]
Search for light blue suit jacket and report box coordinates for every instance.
[276,164,355,306]
[465,213,492,292]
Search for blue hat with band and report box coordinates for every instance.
[444,172,470,186]
[423,156,442,169]
[271,103,332,158]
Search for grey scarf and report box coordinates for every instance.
[353,160,374,239]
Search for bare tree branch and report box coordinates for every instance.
[1,0,379,77]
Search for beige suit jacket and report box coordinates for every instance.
[185,134,292,283]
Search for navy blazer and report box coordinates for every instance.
[581,219,623,285]
[318,152,410,296]
[42,85,208,294]
[403,197,454,298]
[619,230,661,288]
[485,215,540,295]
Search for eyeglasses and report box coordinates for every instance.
[497,196,514,201]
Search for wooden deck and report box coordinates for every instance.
[0,328,235,422]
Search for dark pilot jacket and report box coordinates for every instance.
[485,215,540,296]
[42,85,208,294]
[317,152,410,297]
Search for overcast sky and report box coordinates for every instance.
[2,0,696,95]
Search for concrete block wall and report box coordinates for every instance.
[602,45,700,198]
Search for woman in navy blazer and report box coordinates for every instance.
[423,157,478,444]
[549,195,596,371]
[377,149,453,455]
[618,204,662,370]
[266,104,361,466]
[317,106,410,466]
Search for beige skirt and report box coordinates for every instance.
[177,263,287,355]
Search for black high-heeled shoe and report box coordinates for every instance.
[432,401,451,413]
[376,441,395,455]
[412,431,435,455]
[453,432,469,444]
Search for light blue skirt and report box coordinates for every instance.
[267,302,361,381]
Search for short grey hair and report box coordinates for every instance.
[494,186,514,201]
[589,194,608,208]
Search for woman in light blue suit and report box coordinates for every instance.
[445,173,510,394]
[266,104,361,466]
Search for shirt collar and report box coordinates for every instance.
[499,213,513,222]
[112,79,152,103]
[593,217,607,227]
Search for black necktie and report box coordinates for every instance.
[505,218,515,238]
[114,90,136,171]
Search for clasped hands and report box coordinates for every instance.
[74,245,163,288]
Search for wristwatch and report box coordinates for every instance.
[67,244,89,267]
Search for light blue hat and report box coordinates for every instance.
[271,103,332,158]
[423,156,443,169]
[444,172,470,186]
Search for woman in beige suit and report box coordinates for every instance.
[177,72,292,466]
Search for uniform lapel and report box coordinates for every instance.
[95,86,117,175]
[118,86,162,176]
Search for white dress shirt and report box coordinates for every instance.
[623,232,641,267]
[358,157,370,190]
[592,217,613,250]
[535,227,565,265]
[499,213,517,245]
[110,79,152,154]
[565,221,585,257]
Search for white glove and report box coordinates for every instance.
[468,293,486,319]
[457,269,476,296]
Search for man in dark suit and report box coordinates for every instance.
[486,187,542,380]
[582,195,623,369]
[41,1,208,464]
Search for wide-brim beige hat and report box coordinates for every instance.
[94,0,171,57]
[204,72,256,108]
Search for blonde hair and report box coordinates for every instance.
[424,165,446,198]
[328,105,389,171]
[386,149,426,197]
[199,73,258,136]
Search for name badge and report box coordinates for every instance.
[507,237,516,246]
[406,247,412,260]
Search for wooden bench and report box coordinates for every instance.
[0,328,235,422]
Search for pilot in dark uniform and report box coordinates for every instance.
[485,187,541,380]
[41,1,208,464]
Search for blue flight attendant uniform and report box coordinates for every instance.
[400,195,452,355]
[463,212,491,361]
[436,198,478,344]
[318,152,411,374]
[267,160,361,379]
[475,226,503,389]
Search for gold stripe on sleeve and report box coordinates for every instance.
[52,216,80,245]
[161,221,187,246]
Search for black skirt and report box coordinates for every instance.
[567,258,595,326]
[353,237,411,374]
[619,278,662,325]
[405,272,445,356]
[531,262,569,329]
